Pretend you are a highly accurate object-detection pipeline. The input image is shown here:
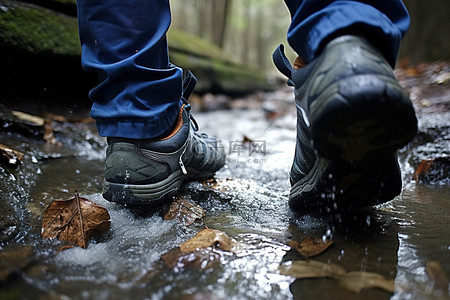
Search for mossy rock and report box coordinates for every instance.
[0,0,80,56]
[0,0,272,97]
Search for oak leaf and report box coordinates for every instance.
[288,237,333,258]
[41,192,110,249]
[163,197,205,225]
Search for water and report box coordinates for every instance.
[0,100,449,299]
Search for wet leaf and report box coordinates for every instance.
[0,246,32,281]
[12,110,44,126]
[280,260,395,294]
[43,121,58,145]
[339,271,395,293]
[279,260,346,279]
[163,197,205,225]
[180,229,235,253]
[0,143,24,168]
[427,260,449,288]
[288,237,333,258]
[161,247,222,272]
[41,192,110,249]
[413,157,450,184]
[200,178,239,192]
[43,112,68,123]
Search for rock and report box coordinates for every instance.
[0,200,20,243]
[0,0,273,101]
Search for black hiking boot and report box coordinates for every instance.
[273,35,417,211]
[102,71,226,205]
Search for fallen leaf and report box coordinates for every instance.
[12,111,45,126]
[279,260,395,294]
[413,159,435,180]
[43,112,68,123]
[161,247,222,272]
[0,246,32,281]
[43,121,58,145]
[180,229,235,253]
[339,271,395,293]
[163,197,205,225]
[41,192,110,249]
[0,143,24,168]
[288,237,333,258]
[427,260,449,288]
[279,260,346,279]
[413,157,450,184]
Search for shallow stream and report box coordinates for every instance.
[0,88,449,299]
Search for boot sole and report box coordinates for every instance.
[102,168,216,206]
[290,74,417,211]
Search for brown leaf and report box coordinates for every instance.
[413,159,435,180]
[161,247,221,271]
[163,197,205,225]
[43,121,58,145]
[413,157,450,184]
[0,143,24,168]
[288,237,333,258]
[41,192,110,249]
[279,260,394,294]
[427,260,449,288]
[43,112,68,123]
[179,229,235,253]
[339,271,395,293]
[279,260,346,279]
[12,111,44,126]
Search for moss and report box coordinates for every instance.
[0,0,80,56]
[0,0,271,95]
[168,29,234,63]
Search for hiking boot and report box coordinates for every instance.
[102,71,226,205]
[273,35,417,211]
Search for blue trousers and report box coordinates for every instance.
[77,0,409,139]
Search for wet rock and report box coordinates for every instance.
[0,246,32,281]
[0,201,20,243]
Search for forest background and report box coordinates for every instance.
[171,0,449,72]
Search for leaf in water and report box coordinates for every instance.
[427,260,449,288]
[163,197,205,225]
[161,247,222,272]
[12,110,45,126]
[41,192,110,249]
[180,228,235,253]
[43,121,58,145]
[339,271,395,293]
[0,143,24,168]
[279,260,346,279]
[413,157,450,184]
[0,246,32,281]
[280,260,395,294]
[288,237,333,258]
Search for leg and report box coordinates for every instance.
[275,0,417,211]
[77,0,225,205]
[77,0,182,139]
[283,0,410,67]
